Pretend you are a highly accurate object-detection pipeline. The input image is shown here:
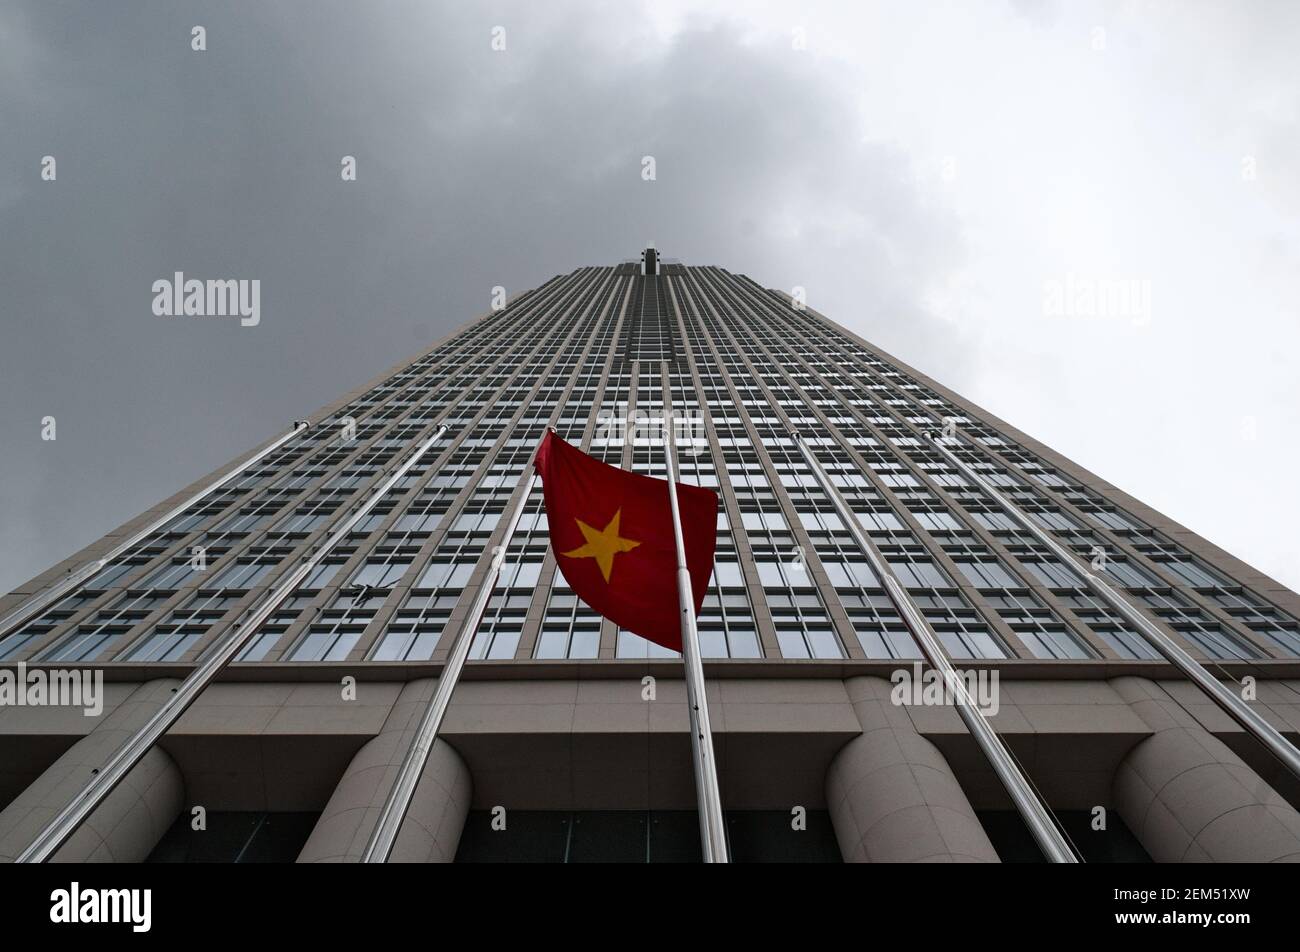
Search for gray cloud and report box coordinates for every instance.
[0,1,965,591]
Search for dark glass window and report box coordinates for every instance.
[147,812,320,863]
[455,810,842,862]
[977,810,1151,863]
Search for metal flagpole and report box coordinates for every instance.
[16,424,450,863]
[0,421,309,642]
[662,412,730,863]
[927,429,1300,782]
[792,432,1078,864]
[361,434,544,863]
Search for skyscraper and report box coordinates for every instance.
[3,252,1300,863]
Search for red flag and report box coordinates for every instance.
[534,431,717,652]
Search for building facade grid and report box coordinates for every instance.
[2,261,1298,674]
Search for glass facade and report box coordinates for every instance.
[4,259,1298,668]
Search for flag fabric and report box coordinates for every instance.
[533,431,717,652]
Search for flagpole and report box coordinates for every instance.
[662,411,730,863]
[792,431,1078,863]
[0,421,308,642]
[927,429,1300,783]
[17,423,450,863]
[361,438,542,863]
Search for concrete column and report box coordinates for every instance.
[0,679,185,862]
[298,678,472,863]
[826,676,999,863]
[1112,677,1300,863]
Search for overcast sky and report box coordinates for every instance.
[2,0,1298,596]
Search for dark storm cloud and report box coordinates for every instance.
[0,1,964,592]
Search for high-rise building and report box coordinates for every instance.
[3,253,1300,863]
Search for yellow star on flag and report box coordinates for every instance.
[562,508,641,582]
